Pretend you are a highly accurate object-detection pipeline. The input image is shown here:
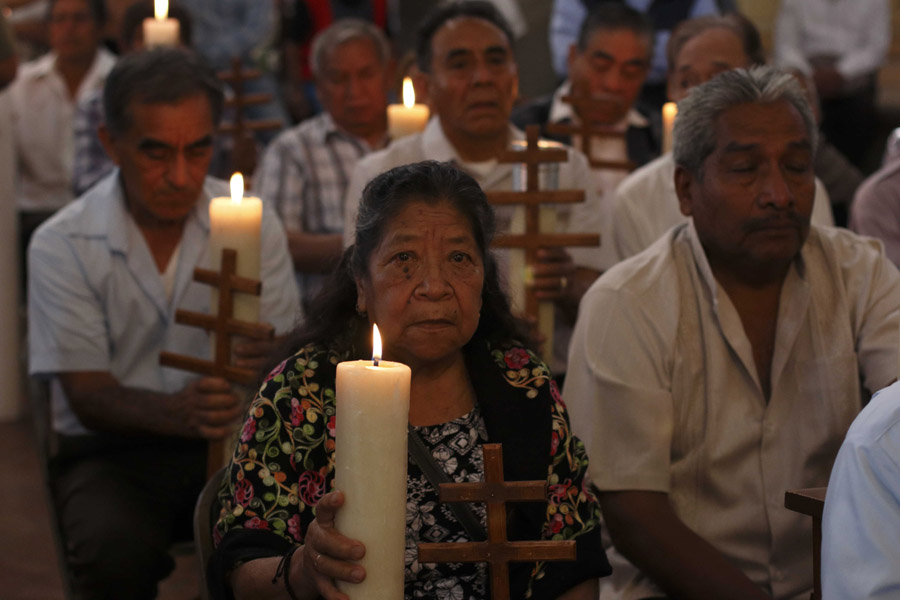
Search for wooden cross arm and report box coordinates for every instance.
[193,268,262,294]
[224,93,274,109]
[486,191,585,206]
[418,540,576,564]
[545,122,627,140]
[589,158,635,171]
[219,119,284,134]
[174,309,275,340]
[218,67,263,82]
[159,352,261,386]
[493,233,600,249]
[440,481,546,503]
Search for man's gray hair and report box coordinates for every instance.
[673,66,818,178]
[310,19,390,79]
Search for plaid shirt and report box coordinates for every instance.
[72,89,113,197]
[254,112,380,308]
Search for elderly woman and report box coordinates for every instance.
[211,161,609,599]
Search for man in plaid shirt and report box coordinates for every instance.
[254,19,391,311]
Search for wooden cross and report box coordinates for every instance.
[545,95,636,172]
[487,124,600,320]
[218,57,284,180]
[418,444,576,600]
[159,248,274,475]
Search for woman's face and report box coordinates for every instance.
[356,199,485,369]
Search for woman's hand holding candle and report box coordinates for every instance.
[289,491,367,600]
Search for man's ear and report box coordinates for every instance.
[97,124,121,166]
[566,43,579,74]
[674,164,695,217]
[412,67,431,110]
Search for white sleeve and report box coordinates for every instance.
[773,0,812,75]
[836,0,890,81]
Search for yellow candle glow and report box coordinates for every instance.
[388,77,430,139]
[143,0,179,48]
[334,324,411,599]
[662,102,678,154]
[208,173,263,322]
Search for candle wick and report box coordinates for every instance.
[373,357,380,367]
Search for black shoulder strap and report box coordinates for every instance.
[407,426,486,542]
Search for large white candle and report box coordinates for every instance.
[208,173,262,322]
[388,77,429,139]
[662,102,678,154]
[334,324,411,599]
[143,0,179,48]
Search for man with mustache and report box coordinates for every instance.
[343,0,604,373]
[512,2,657,271]
[564,66,900,600]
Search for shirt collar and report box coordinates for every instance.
[317,111,388,151]
[548,80,649,130]
[421,116,525,162]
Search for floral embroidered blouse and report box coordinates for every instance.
[211,339,610,599]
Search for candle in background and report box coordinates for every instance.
[143,0,179,48]
[334,324,411,600]
[208,173,263,322]
[662,102,678,154]
[388,77,429,139]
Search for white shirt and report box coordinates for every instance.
[342,116,603,371]
[609,153,835,264]
[822,381,900,599]
[9,48,116,212]
[565,222,900,600]
[548,80,651,271]
[28,172,301,435]
[774,0,890,86]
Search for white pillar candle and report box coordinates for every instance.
[143,0,179,48]
[334,324,411,599]
[208,173,262,323]
[388,77,429,139]
[662,102,678,154]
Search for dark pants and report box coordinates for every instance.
[820,82,878,170]
[19,209,56,299]
[50,435,207,600]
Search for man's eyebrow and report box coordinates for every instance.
[445,48,474,62]
[137,138,173,152]
[187,135,214,150]
[722,141,758,153]
[484,45,509,57]
[590,49,614,61]
[787,139,813,151]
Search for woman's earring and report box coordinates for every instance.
[355,303,366,317]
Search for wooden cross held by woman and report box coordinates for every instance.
[159,248,273,475]
[417,443,576,600]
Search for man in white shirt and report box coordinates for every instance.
[512,2,658,272]
[608,14,833,266]
[822,381,900,599]
[343,1,602,371]
[775,0,890,166]
[9,0,116,263]
[28,49,300,599]
[565,66,900,600]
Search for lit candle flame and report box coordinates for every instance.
[154,0,168,21]
[230,173,244,204]
[402,77,416,109]
[372,323,382,366]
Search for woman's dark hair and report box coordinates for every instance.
[281,160,530,360]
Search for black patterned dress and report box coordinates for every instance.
[211,340,610,599]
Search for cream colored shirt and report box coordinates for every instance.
[565,222,900,600]
[609,153,835,266]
